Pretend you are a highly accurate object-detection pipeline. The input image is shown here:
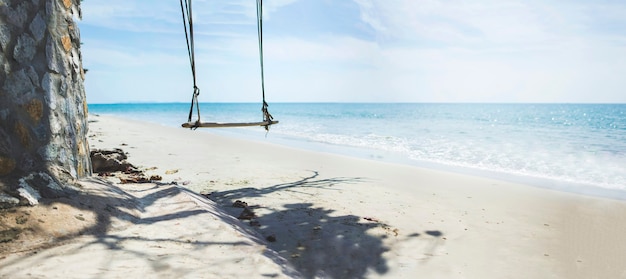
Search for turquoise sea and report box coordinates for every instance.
[88,103,626,199]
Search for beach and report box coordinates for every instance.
[1,114,626,278]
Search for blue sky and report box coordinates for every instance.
[80,0,626,104]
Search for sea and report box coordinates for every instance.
[88,103,626,200]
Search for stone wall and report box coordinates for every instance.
[0,0,90,207]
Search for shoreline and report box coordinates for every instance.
[247,131,626,201]
[92,111,626,201]
[88,114,626,278]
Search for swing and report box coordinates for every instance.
[179,0,278,130]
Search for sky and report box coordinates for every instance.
[79,0,626,104]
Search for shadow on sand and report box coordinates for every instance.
[0,177,296,277]
[1,171,445,278]
[208,171,406,279]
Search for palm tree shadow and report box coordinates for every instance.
[1,171,443,278]
[209,171,353,202]
[208,171,392,279]
[0,177,272,275]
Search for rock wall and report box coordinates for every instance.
[0,0,90,207]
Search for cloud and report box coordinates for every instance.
[345,0,626,102]
[80,0,290,34]
[352,0,626,47]
[80,0,626,103]
[263,0,300,18]
[81,1,181,34]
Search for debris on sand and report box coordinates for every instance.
[91,149,163,184]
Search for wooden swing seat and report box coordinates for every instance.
[181,120,278,128]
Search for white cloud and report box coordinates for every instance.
[81,0,626,103]
[343,0,626,102]
[352,0,626,47]
[263,0,300,18]
[81,1,181,33]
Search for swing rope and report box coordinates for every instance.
[257,0,274,130]
[179,0,277,130]
[180,0,201,126]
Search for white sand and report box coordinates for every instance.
[2,114,625,278]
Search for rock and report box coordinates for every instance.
[41,72,60,109]
[0,109,7,121]
[90,149,135,173]
[3,69,33,98]
[29,12,46,43]
[17,172,68,200]
[46,36,67,75]
[233,200,248,208]
[5,2,29,28]
[238,208,256,220]
[24,98,43,122]
[266,235,277,242]
[13,34,36,65]
[0,155,16,176]
[0,22,11,51]
[0,193,19,209]
[0,51,5,83]
[26,66,39,87]
[17,182,41,206]
[149,175,162,181]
